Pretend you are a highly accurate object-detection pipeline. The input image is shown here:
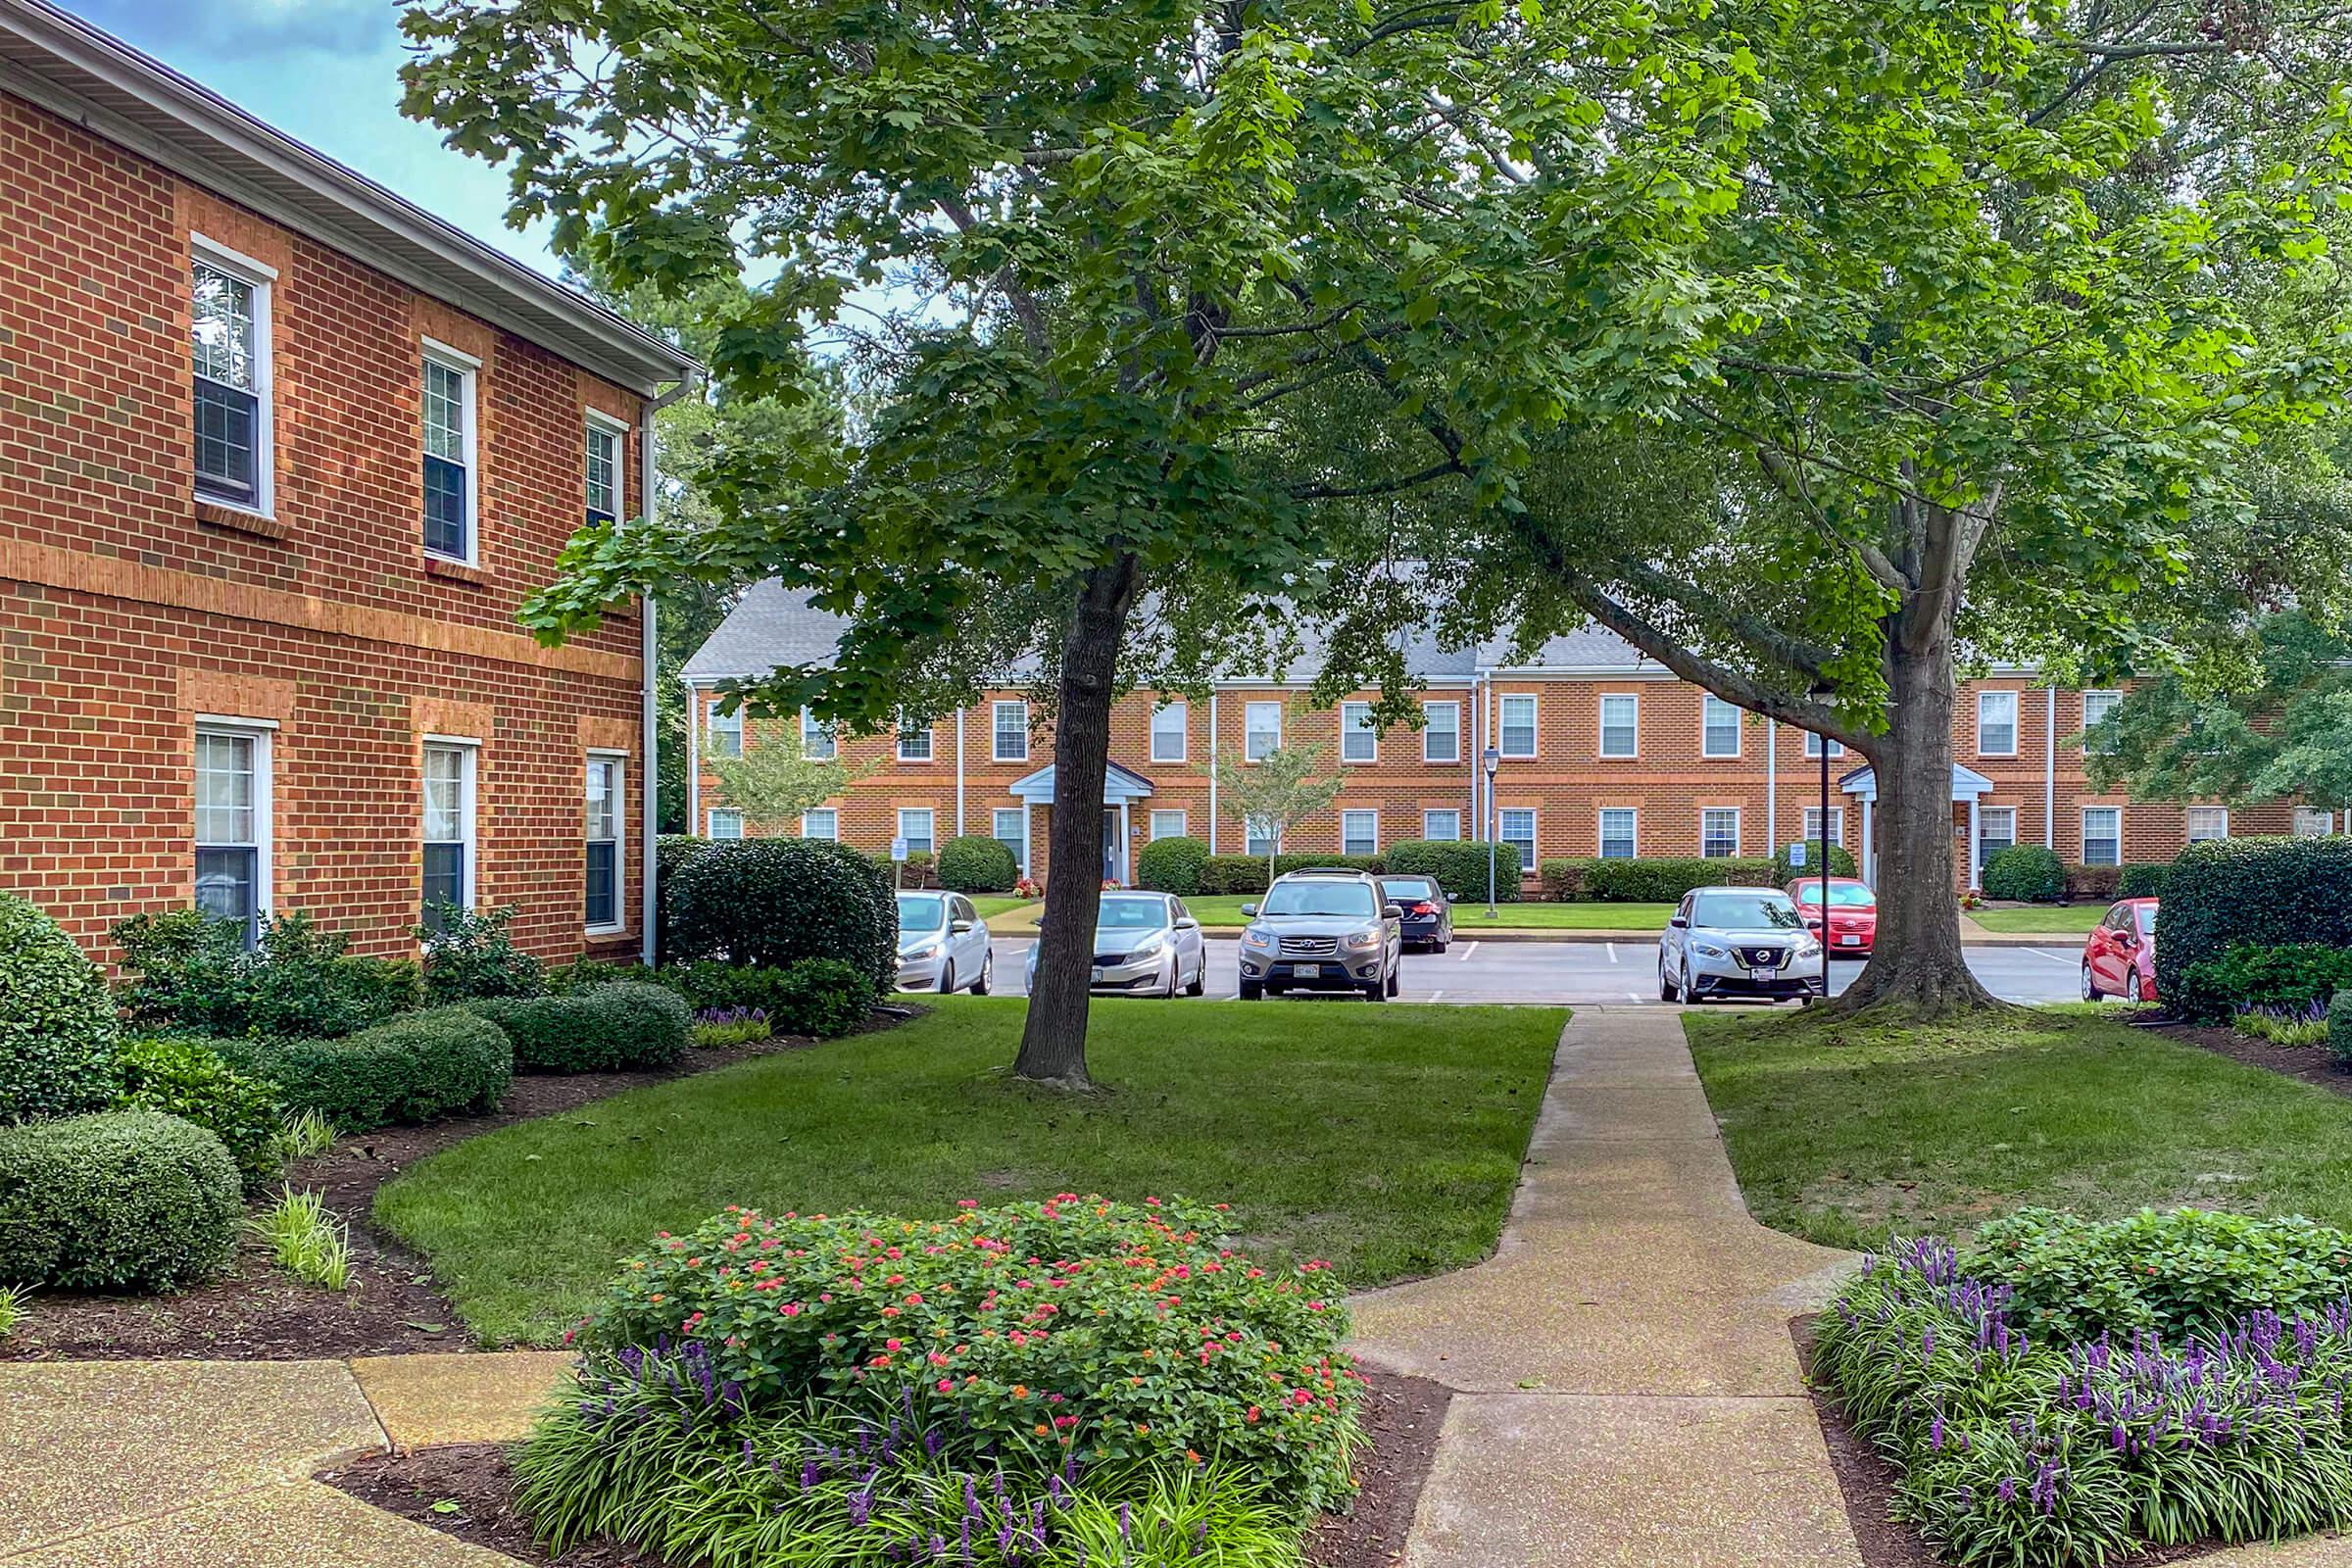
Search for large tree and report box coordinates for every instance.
[402,0,1778,1083]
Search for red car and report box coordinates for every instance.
[2082,898,2159,1003]
[1785,876,1878,956]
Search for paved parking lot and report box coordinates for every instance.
[982,936,2085,1005]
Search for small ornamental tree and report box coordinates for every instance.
[1204,742,1344,889]
[707,723,875,836]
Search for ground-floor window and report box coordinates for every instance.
[1149,808,1187,840]
[421,740,476,930]
[2185,806,2229,843]
[994,807,1027,868]
[710,808,746,839]
[1699,808,1739,858]
[585,754,623,931]
[899,808,935,857]
[195,724,269,947]
[1801,806,1844,847]
[1498,808,1536,867]
[1976,806,2015,869]
[794,808,829,840]
[1343,808,1379,856]
[2081,807,2122,866]
[2294,808,2337,838]
[1246,817,1279,858]
[1597,808,1638,859]
[1422,808,1460,841]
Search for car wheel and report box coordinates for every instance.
[1239,980,1263,1001]
[2139,971,2158,1004]
[2081,962,2101,1003]
[1432,939,1447,955]
[938,962,956,995]
[1683,959,1702,1004]
[1363,976,1387,1002]
[1659,959,1676,1003]
[971,951,992,997]
[1159,956,1179,999]
[1185,959,1206,997]
[1386,962,1400,999]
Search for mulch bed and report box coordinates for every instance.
[0,1024,892,1363]
[2146,1019,2352,1099]
[321,1368,1449,1568]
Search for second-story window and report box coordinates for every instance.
[1500,694,1540,758]
[1341,702,1378,762]
[192,247,271,512]
[422,345,477,562]
[585,416,622,526]
[801,708,837,760]
[994,701,1028,762]
[1246,702,1283,760]
[1978,690,2019,757]
[708,704,743,758]
[1150,701,1187,763]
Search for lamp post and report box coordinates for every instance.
[1482,745,1501,918]
[1809,682,1835,1002]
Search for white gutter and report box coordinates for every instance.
[2044,688,2057,849]
[1207,692,1220,854]
[639,371,697,965]
[955,709,966,837]
[683,675,701,843]
[1766,722,1777,852]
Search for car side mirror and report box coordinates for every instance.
[1175,916,1199,930]
[1669,915,1689,929]
[1383,904,1405,919]
[951,918,973,934]
[1240,903,1259,916]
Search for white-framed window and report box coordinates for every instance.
[1499,694,1539,759]
[1246,817,1280,858]
[801,708,836,760]
[993,701,1028,762]
[2185,806,2230,843]
[1700,694,1741,759]
[584,753,623,932]
[194,720,271,948]
[584,412,625,527]
[1245,702,1283,760]
[1341,702,1378,763]
[1802,806,1845,847]
[794,808,831,841]
[1422,701,1460,762]
[1802,730,1845,760]
[1498,808,1536,868]
[2081,690,2122,754]
[191,238,272,515]
[2082,807,2123,866]
[1422,808,1461,841]
[1977,806,2016,867]
[2294,808,2337,838]
[993,807,1028,868]
[1342,808,1380,856]
[420,340,479,564]
[1150,808,1188,840]
[708,703,743,758]
[898,808,935,856]
[421,738,478,929]
[1978,690,2020,757]
[1700,808,1740,858]
[709,808,745,840]
[1597,808,1639,859]
[1150,701,1187,763]
[1597,693,1639,759]
[897,716,933,761]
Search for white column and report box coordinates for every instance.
[1021,802,1032,876]
[1119,800,1131,884]
[1968,797,1983,890]
[1861,798,1875,886]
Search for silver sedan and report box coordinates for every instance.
[1025,891,1208,998]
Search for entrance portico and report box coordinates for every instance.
[1839,762,1998,889]
[1006,760,1156,884]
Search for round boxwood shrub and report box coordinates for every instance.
[764,957,877,1039]
[467,982,691,1073]
[114,1037,285,1193]
[1136,834,1210,896]
[1385,839,1522,903]
[0,1110,241,1291]
[934,835,1018,894]
[664,838,897,991]
[0,893,118,1125]
[2118,861,2173,900]
[2158,836,2352,1006]
[1768,843,1859,885]
[1981,843,2066,903]
[2329,992,2352,1069]
[210,1006,512,1131]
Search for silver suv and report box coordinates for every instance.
[1237,868,1404,1002]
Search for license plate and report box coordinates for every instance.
[1091,966,1105,982]
[1840,935,1861,946]
[1755,964,1780,978]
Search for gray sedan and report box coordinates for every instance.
[1025,891,1208,998]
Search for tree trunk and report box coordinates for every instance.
[1013,554,1142,1089]
[1834,593,2001,1018]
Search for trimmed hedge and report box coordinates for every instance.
[1136,835,1211,896]
[2157,837,2352,1006]
[935,836,1018,894]
[1386,840,1520,903]
[418,902,545,1003]
[1982,843,2066,903]
[211,1007,512,1131]
[0,892,118,1125]
[665,838,897,992]
[1768,843,1859,885]
[655,835,714,965]
[2331,992,2352,1069]
[761,958,877,1040]
[2065,861,2123,903]
[467,982,691,1074]
[114,1037,284,1193]
[2118,861,2174,900]
[1194,852,1386,896]
[2174,943,2352,1026]
[113,907,421,1040]
[1583,857,1773,903]
[0,1111,242,1291]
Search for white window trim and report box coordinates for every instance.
[1802,730,1845,760]
[1244,701,1284,761]
[1803,806,1847,847]
[1422,808,1462,841]
[1597,808,1640,858]
[1498,693,1540,760]
[1245,817,1282,856]
[1595,693,1639,760]
[1342,808,1381,856]
[1699,695,1741,760]
[800,707,837,760]
[796,808,833,840]
[2185,806,2230,843]
[191,234,276,520]
[1422,701,1461,763]
[421,736,479,913]
[993,700,1029,762]
[1700,807,1740,858]
[584,408,627,524]
[420,337,481,565]
[1977,690,2020,758]
[584,750,627,934]
[896,719,934,762]
[1341,702,1378,764]
[1150,701,1188,764]
[897,807,937,853]
[2081,806,2124,865]
[1497,808,1537,863]
[707,703,744,758]
[1150,808,1189,840]
[194,718,273,924]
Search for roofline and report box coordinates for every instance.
[0,0,697,396]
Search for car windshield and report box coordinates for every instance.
[1381,878,1439,903]
[1795,883,1876,907]
[1692,893,1802,930]
[1261,882,1379,918]
[2135,905,2158,937]
[1098,897,1166,930]
[896,894,947,934]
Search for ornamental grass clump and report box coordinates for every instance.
[2232,1000,2331,1049]
[1815,1236,2352,1566]
[691,1006,772,1049]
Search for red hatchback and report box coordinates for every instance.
[1785,876,1878,956]
[2082,898,2159,1003]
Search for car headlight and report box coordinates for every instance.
[1795,940,1822,958]
[1691,941,1729,959]
[1342,931,1380,951]
[1127,934,1165,959]
[1240,927,1272,949]
[904,943,942,962]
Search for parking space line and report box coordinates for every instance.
[1605,943,1617,963]
[1459,942,1479,961]
[1428,989,1445,1002]
[2025,948,2076,963]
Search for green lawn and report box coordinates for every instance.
[1179,895,1674,931]
[970,895,1038,921]
[1968,904,2108,934]
[1688,1004,2352,1252]
[376,997,1565,1345]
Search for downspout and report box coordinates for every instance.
[1766,722,1777,853]
[683,675,700,839]
[1471,673,1486,839]
[956,709,966,838]
[639,370,698,967]
[2043,687,2057,850]
[1207,691,1220,854]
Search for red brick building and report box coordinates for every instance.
[683,585,2332,890]
[0,0,696,963]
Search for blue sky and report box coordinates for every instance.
[70,0,561,276]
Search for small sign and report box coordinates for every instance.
[890,837,908,862]
[1788,842,1808,868]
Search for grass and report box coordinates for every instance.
[269,1108,338,1165]
[1179,895,1676,931]
[1967,904,2106,934]
[377,996,1565,1345]
[970,895,1039,921]
[0,1283,25,1341]
[253,1188,353,1290]
[1687,1004,2352,1252]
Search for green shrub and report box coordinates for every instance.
[1537,857,1598,900]
[2065,861,2123,903]
[0,893,118,1125]
[113,908,420,1039]
[1135,835,1210,895]
[2118,861,2173,900]
[1969,1206,2352,1343]
[547,956,658,993]
[467,983,691,1074]
[1767,843,1859,885]
[2174,942,2352,1024]
[934,836,1019,894]
[1981,844,2066,902]
[113,1037,284,1193]
[2157,836,2352,1007]
[417,902,544,1002]
[655,835,714,966]
[690,1007,771,1049]
[2331,992,2352,1069]
[252,1188,351,1291]
[1583,856,1776,902]
[1385,840,1522,902]
[1199,854,1272,895]
[0,1111,241,1291]
[211,1007,511,1130]
[761,958,875,1039]
[665,839,897,992]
